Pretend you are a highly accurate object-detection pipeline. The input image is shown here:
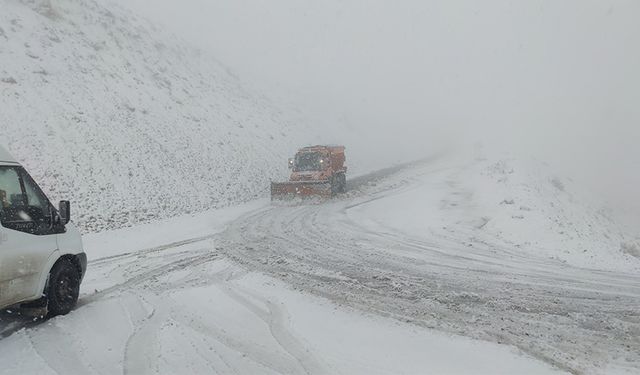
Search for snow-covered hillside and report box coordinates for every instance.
[0,0,311,233]
[349,150,640,273]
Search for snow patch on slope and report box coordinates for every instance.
[0,0,311,233]
[349,151,640,273]
[473,156,639,271]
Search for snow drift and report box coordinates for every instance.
[0,0,310,233]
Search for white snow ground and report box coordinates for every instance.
[0,0,311,233]
[218,154,640,375]
[0,197,564,375]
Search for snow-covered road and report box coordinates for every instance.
[0,194,563,375]
[218,158,640,375]
[1,156,636,374]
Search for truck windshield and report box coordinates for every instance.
[294,152,325,172]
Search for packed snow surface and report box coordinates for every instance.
[0,0,309,233]
[0,198,564,375]
[218,154,640,375]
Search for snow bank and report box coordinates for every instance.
[0,0,311,233]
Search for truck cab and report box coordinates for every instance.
[0,146,86,316]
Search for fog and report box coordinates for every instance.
[115,0,640,212]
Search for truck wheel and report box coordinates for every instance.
[330,176,339,196]
[46,259,80,317]
[339,174,347,193]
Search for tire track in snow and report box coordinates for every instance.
[80,249,221,307]
[164,266,318,375]
[123,296,163,375]
[0,236,221,341]
[89,234,218,266]
[218,275,329,375]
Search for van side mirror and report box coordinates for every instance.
[59,200,71,224]
[288,158,294,169]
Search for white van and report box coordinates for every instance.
[0,145,86,316]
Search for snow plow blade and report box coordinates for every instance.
[271,181,332,200]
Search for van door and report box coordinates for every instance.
[0,166,58,307]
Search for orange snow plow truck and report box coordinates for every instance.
[271,145,347,200]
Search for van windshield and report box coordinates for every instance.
[294,152,326,172]
[0,166,52,234]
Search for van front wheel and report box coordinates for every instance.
[46,259,80,317]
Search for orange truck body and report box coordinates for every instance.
[271,145,347,200]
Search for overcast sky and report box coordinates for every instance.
[114,0,639,209]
